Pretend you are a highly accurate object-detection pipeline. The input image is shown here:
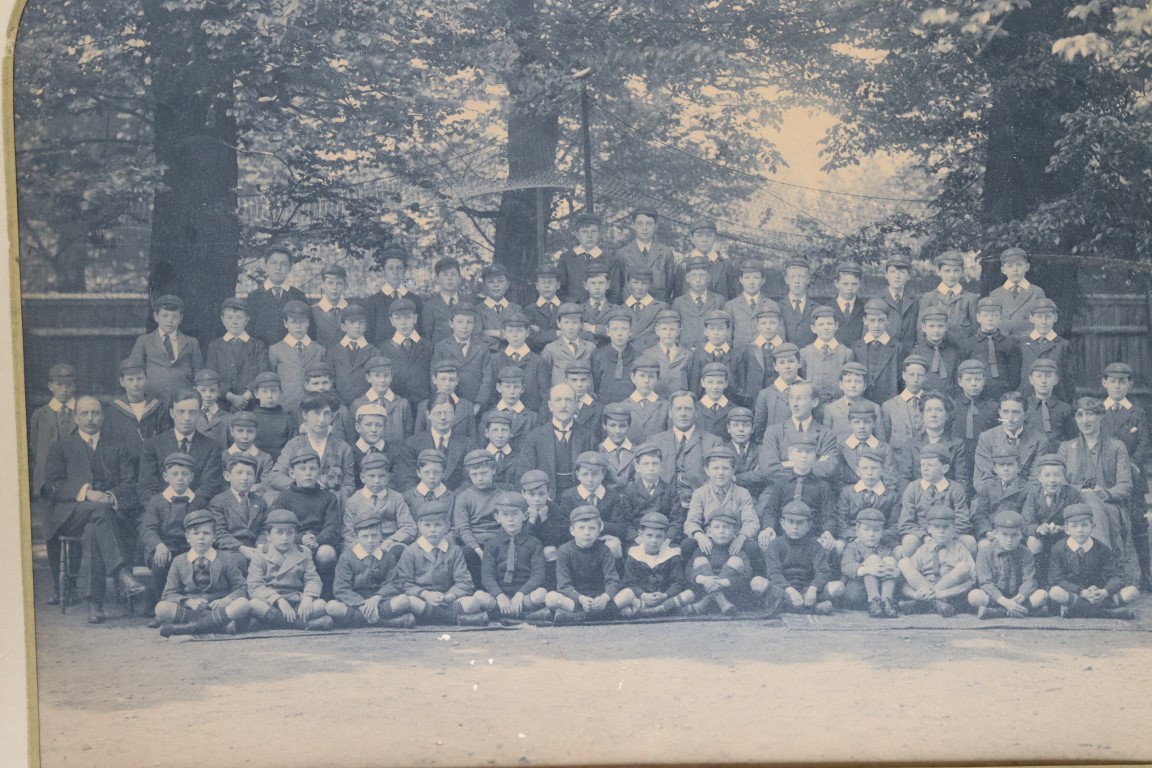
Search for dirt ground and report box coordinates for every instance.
[28,551,1152,768]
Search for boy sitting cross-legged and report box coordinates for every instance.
[967,510,1050,619]
[325,514,416,629]
[247,509,331,630]
[545,506,622,624]
[1047,503,1140,620]
[840,508,900,619]
[897,506,975,617]
[559,451,633,559]
[762,501,845,617]
[156,509,251,637]
[614,512,694,619]
[480,491,551,623]
[683,509,770,616]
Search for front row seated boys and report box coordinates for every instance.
[546,506,621,623]
[326,512,417,629]
[967,510,1049,619]
[762,501,844,616]
[897,506,975,617]
[247,509,330,630]
[614,512,694,618]
[1046,503,1141,619]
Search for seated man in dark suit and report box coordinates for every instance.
[514,383,596,499]
[41,396,147,623]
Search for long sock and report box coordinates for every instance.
[347,609,369,628]
[173,605,206,625]
[261,607,291,628]
[189,607,230,634]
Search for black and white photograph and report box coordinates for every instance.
[6,0,1152,765]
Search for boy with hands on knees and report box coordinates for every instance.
[614,512,694,618]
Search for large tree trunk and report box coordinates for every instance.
[143,0,240,343]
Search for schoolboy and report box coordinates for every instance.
[970,447,1030,548]
[964,297,1021,398]
[622,267,666,350]
[1021,453,1082,585]
[756,438,838,549]
[694,362,734,438]
[395,501,493,626]
[418,257,469,344]
[453,449,509,580]
[362,242,422,344]
[1024,358,1075,452]
[917,250,977,339]
[139,452,209,602]
[755,380,841,484]
[29,362,78,496]
[101,358,170,460]
[566,361,604,440]
[486,366,539,448]
[1101,362,1152,589]
[192,369,230,449]
[206,297,270,412]
[591,309,639,404]
[636,308,690,398]
[836,415,900,508]
[897,506,976,617]
[733,304,784,407]
[545,506,622,623]
[672,256,727,350]
[881,354,929,450]
[245,245,308,347]
[480,491,551,621]
[296,362,352,442]
[268,394,356,495]
[271,450,341,573]
[751,343,803,442]
[557,212,610,303]
[309,264,351,351]
[413,362,476,440]
[155,509,251,637]
[988,247,1047,337]
[487,312,546,413]
[248,371,296,460]
[347,402,389,482]
[267,299,326,413]
[683,509,768,616]
[247,509,330,630]
[325,513,416,629]
[431,303,492,411]
[1047,503,1139,619]
[821,362,885,442]
[598,403,636,486]
[399,393,475,491]
[830,262,866,346]
[520,469,571,564]
[725,408,765,498]
[540,302,594,387]
[375,297,433,406]
[348,356,412,448]
[342,453,415,556]
[878,254,920,353]
[525,263,563,352]
[762,501,843,616]
[208,453,270,562]
[401,449,456,519]
[725,257,772,348]
[800,306,855,403]
[620,360,668,445]
[477,262,523,352]
[840,507,900,618]
[909,309,964,394]
[850,298,904,405]
[612,207,676,303]
[675,218,737,299]
[130,294,203,405]
[481,411,520,486]
[950,359,1001,473]
[687,310,735,393]
[896,443,974,558]
[329,302,380,406]
[618,443,680,541]
[559,451,632,557]
[580,263,617,345]
[685,445,759,556]
[1018,298,1072,401]
[967,510,1049,619]
[778,257,818,348]
[614,511,693,618]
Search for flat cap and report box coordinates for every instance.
[193,369,220,385]
[289,449,321,467]
[884,255,911,270]
[702,309,731,325]
[1029,358,1058,373]
[690,219,717,234]
[355,403,389,420]
[770,342,801,359]
[788,434,818,450]
[934,250,964,267]
[1104,362,1134,378]
[564,361,592,376]
[417,448,447,465]
[754,302,782,319]
[903,354,930,370]
[48,363,77,379]
[569,505,602,524]
[847,402,878,419]
[463,448,497,467]
[863,298,890,315]
[841,362,868,378]
[976,297,1002,313]
[221,297,249,313]
[704,445,737,463]
[603,402,631,422]
[584,262,611,277]
[557,302,583,318]
[737,257,765,274]
[229,413,257,429]
[304,363,334,379]
[483,410,513,427]
[835,262,862,276]
[707,509,740,526]
[341,303,367,321]
[784,257,811,271]
[416,501,452,520]
[388,297,417,315]
[626,266,654,281]
[502,311,530,327]
[431,361,460,376]
[449,302,479,318]
[320,264,347,279]
[630,360,661,374]
[118,358,145,374]
[925,505,956,524]
[991,446,1020,463]
[536,263,560,278]
[700,362,730,379]
[576,451,608,469]
[1035,454,1066,470]
[281,299,310,317]
[353,513,384,531]
[682,257,711,273]
[481,263,508,279]
[957,359,986,376]
[1062,503,1093,522]
[855,508,886,525]
[780,500,812,520]
[637,511,671,529]
[164,451,195,469]
[226,453,258,471]
[183,509,215,530]
[153,294,185,311]
[1030,298,1058,314]
[493,491,528,512]
[360,453,391,472]
[632,442,662,460]
[631,207,658,219]
[918,443,952,462]
[366,355,394,372]
[497,365,525,382]
[574,213,601,228]
[520,469,550,490]
[250,371,283,390]
[265,509,300,527]
[920,309,948,323]
[999,247,1029,264]
[992,510,1025,530]
[811,305,836,320]
[727,407,754,423]
[378,243,409,262]
[654,308,681,324]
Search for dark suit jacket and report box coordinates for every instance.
[331,340,381,406]
[876,290,921,354]
[376,335,434,405]
[245,285,308,347]
[431,337,493,405]
[513,422,597,498]
[777,296,818,349]
[1103,402,1150,494]
[206,336,271,398]
[42,433,139,538]
[100,398,170,462]
[611,242,677,303]
[525,298,562,352]
[397,431,477,492]
[648,428,723,504]
[851,336,904,406]
[138,430,225,502]
[486,348,548,412]
[130,330,203,404]
[419,294,469,344]
[362,289,423,345]
[831,299,866,346]
[619,477,681,540]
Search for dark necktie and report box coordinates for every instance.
[696,296,704,310]
[193,557,211,590]
[793,299,801,313]
[369,445,382,454]
[511,351,521,362]
[592,302,601,314]
[1040,400,1052,433]
[862,489,875,507]
[459,340,468,356]
[557,429,570,447]
[369,494,379,507]
[179,437,191,454]
[59,405,72,430]
[927,484,937,500]
[163,334,176,361]
[639,247,648,257]
[614,352,624,381]
[1007,433,1018,448]
[504,537,517,584]
[273,288,283,299]
[1012,285,1021,297]
[986,337,999,377]
[295,341,304,353]
[793,476,804,500]
[425,490,436,501]
[966,401,977,440]
[402,338,413,351]
[1110,403,1120,414]
[171,496,190,504]
[494,303,503,315]
[711,403,719,413]
[929,344,943,374]
[447,296,456,307]
[240,494,250,518]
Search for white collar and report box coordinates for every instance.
[787,295,806,308]
[307,435,328,455]
[627,542,681,568]
[486,443,512,457]
[742,293,763,304]
[625,295,655,308]
[48,398,77,413]
[792,417,813,432]
[416,536,450,554]
[700,394,729,409]
[630,391,659,403]
[392,331,421,344]
[573,245,602,257]
[578,393,595,406]
[222,332,251,342]
[936,284,962,297]
[230,489,250,505]
[920,478,949,493]
[862,332,891,344]
[844,435,879,449]
[430,428,452,443]
[577,485,606,501]
[837,297,856,311]
[504,345,531,358]
[380,284,408,297]
[483,297,510,310]
[264,279,287,292]
[352,542,388,560]
[1029,330,1058,342]
[854,480,886,495]
[78,432,99,449]
[601,437,633,452]
[703,342,730,354]
[755,335,784,349]
[366,388,395,403]
[414,482,448,498]
[1067,537,1094,553]
[227,444,259,456]
[536,296,561,308]
[689,289,710,303]
[439,292,460,304]
[497,400,526,413]
[186,548,217,562]
[284,334,312,347]
[813,339,840,351]
[1003,279,1031,291]
[773,378,792,393]
[552,419,574,433]
[1103,397,1132,410]
[163,487,197,502]
[360,486,388,501]
[673,426,695,442]
[356,438,385,453]
[899,389,920,402]
[341,336,369,349]
[317,297,349,312]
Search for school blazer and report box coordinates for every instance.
[674,253,738,300]
[635,345,691,399]
[621,298,667,351]
[821,397,887,442]
[309,303,348,351]
[591,345,640,406]
[195,407,232,450]
[752,383,793,444]
[876,290,921,354]
[647,428,723,493]
[139,429,225,502]
[325,340,378,405]
[620,396,671,445]
[1058,436,1133,503]
[208,490,270,552]
[361,288,424,345]
[486,348,548,412]
[161,551,247,605]
[973,426,1047,492]
[525,298,562,352]
[206,336,271,397]
[777,297,818,349]
[100,398,171,461]
[42,433,139,538]
[728,441,766,498]
[397,431,477,492]
[918,288,979,339]
[267,339,327,413]
[572,396,605,442]
[619,477,681,536]
[419,294,470,344]
[580,300,618,346]
[130,330,204,404]
[880,393,923,450]
[754,419,841,485]
[732,341,776,408]
[687,346,736,394]
[611,241,677,303]
[247,544,322,603]
[513,423,597,498]
[431,338,493,405]
[851,336,903,406]
[725,295,774,349]
[831,299,867,346]
[671,292,726,350]
[245,285,308,347]
[477,300,525,351]
[1018,335,1072,402]
[540,337,595,389]
[557,249,617,304]
[413,396,476,441]
[988,282,1047,337]
[1103,402,1150,493]
[376,335,434,405]
[267,435,356,496]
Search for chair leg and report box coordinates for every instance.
[59,541,70,616]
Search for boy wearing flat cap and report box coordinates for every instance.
[598,403,636,487]
[897,506,975,616]
[271,449,342,578]
[851,298,904,406]
[988,247,1046,337]
[545,505,622,623]
[454,449,511,582]
[732,303,785,408]
[487,313,547,413]
[559,451,632,557]
[840,507,900,618]
[762,501,844,616]
[591,309,640,405]
[967,510,1049,619]
[486,366,539,449]
[477,262,524,352]
[800,305,855,404]
[579,263,618,346]
[29,362,78,496]
[156,509,251,637]
[618,442,680,543]
[325,513,415,629]
[419,258,472,346]
[558,213,614,304]
[614,512,693,618]
[685,508,769,616]
[964,297,1021,399]
[208,453,270,564]
[1101,361,1152,590]
[310,263,351,350]
[830,262,866,346]
[267,299,326,414]
[361,243,422,344]
[1047,504,1139,619]
[131,294,203,405]
[917,250,977,339]
[247,509,330,630]
[694,361,735,438]
[395,502,493,626]
[635,309,690,398]
[620,268,666,351]
[909,308,964,394]
[480,491,550,622]
[248,371,297,460]
[330,302,381,406]
[480,410,520,486]
[206,296,270,413]
[374,297,433,406]
[725,258,773,349]
[612,208,676,304]
[620,360,669,445]
[1024,358,1075,453]
[673,256,727,350]
[401,448,457,519]
[342,453,415,557]
[431,303,492,411]
[192,369,231,449]
[686,311,735,394]
[1018,298,1072,401]
[102,358,171,462]
[540,302,595,388]
[139,451,210,608]
[526,264,563,352]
